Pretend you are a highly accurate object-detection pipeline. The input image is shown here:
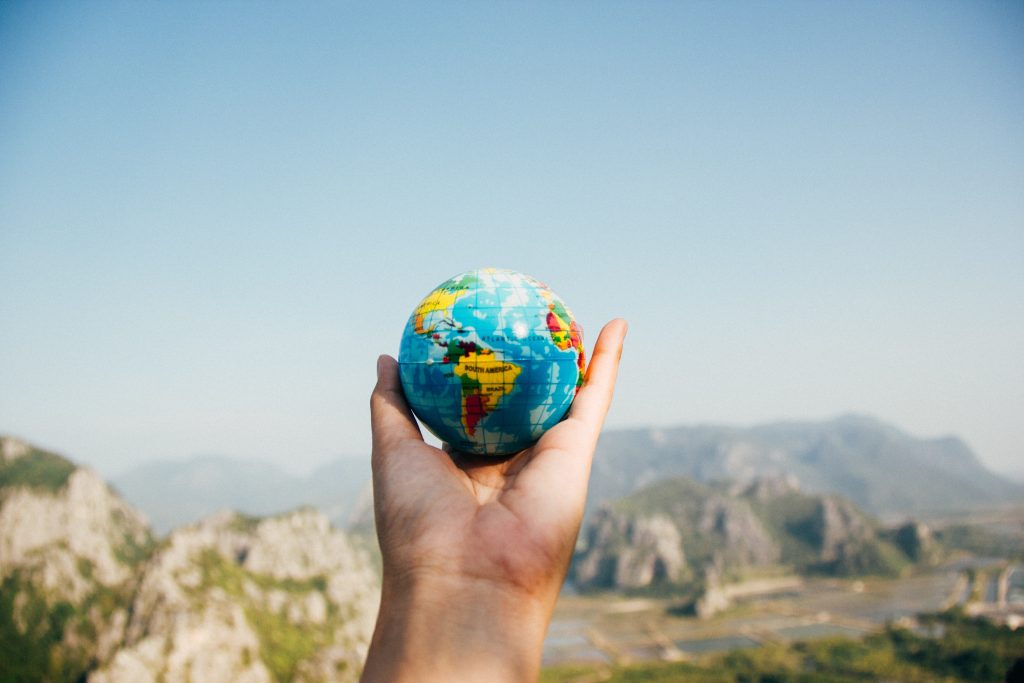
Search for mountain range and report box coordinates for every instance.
[587,414,1021,519]
[112,455,371,535]
[107,415,1022,536]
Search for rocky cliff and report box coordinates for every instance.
[0,436,380,683]
[91,509,379,683]
[572,474,922,602]
[1,436,152,681]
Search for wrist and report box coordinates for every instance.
[361,570,552,682]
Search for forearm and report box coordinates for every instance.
[361,573,552,682]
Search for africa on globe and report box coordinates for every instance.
[398,268,585,456]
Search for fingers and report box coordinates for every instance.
[510,319,627,522]
[567,318,628,437]
[370,355,422,458]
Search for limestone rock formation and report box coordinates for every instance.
[698,495,780,567]
[572,474,915,594]
[814,496,869,562]
[0,436,152,680]
[892,521,939,563]
[0,435,381,683]
[735,473,801,501]
[693,565,730,619]
[90,508,379,683]
[575,510,686,589]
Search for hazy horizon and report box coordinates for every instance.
[2,2,1021,476]
[6,411,1019,484]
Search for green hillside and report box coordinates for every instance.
[574,475,918,595]
[0,446,75,493]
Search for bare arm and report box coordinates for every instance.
[361,319,628,682]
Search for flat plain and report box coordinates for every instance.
[543,566,999,667]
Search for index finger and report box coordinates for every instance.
[567,318,628,433]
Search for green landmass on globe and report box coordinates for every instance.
[398,268,585,455]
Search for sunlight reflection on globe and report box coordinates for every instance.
[398,268,585,456]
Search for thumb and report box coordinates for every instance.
[370,355,422,457]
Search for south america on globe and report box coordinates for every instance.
[398,268,585,456]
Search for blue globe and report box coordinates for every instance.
[398,268,585,456]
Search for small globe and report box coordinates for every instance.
[398,268,585,456]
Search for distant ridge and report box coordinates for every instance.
[107,415,1020,531]
[589,414,1022,518]
[113,454,370,534]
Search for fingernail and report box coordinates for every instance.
[376,355,387,380]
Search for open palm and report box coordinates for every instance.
[370,319,627,605]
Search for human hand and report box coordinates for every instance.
[361,319,627,683]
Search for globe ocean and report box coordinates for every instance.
[398,268,585,455]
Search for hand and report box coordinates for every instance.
[361,319,627,683]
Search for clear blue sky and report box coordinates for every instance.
[2,1,1022,476]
